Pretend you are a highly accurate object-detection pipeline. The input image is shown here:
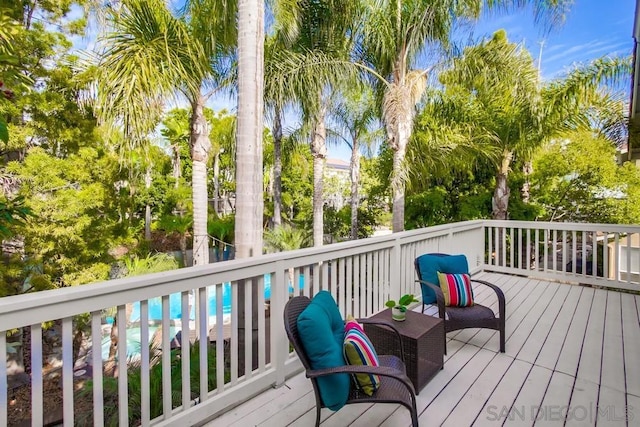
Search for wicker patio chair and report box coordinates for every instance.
[415,253,505,354]
[284,295,419,427]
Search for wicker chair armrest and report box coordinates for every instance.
[307,364,416,393]
[356,318,406,362]
[470,278,506,319]
[415,279,446,318]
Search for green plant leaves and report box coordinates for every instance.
[0,119,8,143]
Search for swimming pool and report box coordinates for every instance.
[102,274,303,358]
[128,273,304,321]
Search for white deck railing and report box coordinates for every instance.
[484,220,640,292]
[1,220,638,426]
[0,220,484,426]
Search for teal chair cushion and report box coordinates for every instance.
[297,291,350,410]
[416,254,469,304]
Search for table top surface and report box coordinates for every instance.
[368,308,442,340]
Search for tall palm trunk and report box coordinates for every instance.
[521,160,533,203]
[492,150,513,220]
[349,139,360,240]
[190,95,211,266]
[311,103,327,247]
[235,0,265,258]
[272,104,283,227]
[213,152,221,215]
[236,0,264,374]
[144,165,152,241]
[390,144,407,232]
[385,79,416,233]
[172,143,181,187]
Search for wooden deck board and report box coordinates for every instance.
[535,285,582,370]
[517,283,571,364]
[441,352,513,427]
[626,394,640,425]
[576,288,607,386]
[416,347,496,426]
[596,385,627,427]
[534,371,575,426]
[378,339,475,426]
[473,359,533,427]
[555,287,594,377]
[312,403,373,427]
[216,372,313,426]
[502,365,553,427]
[565,377,599,427]
[505,281,560,358]
[621,291,640,397]
[256,392,318,426]
[600,292,625,394]
[347,403,397,427]
[203,273,640,427]
[502,279,549,342]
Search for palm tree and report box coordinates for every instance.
[95,0,236,265]
[156,213,192,266]
[329,84,381,239]
[542,56,632,141]
[414,33,631,223]
[235,0,264,258]
[268,0,360,246]
[263,223,310,252]
[161,108,190,187]
[436,30,542,220]
[357,0,572,231]
[264,34,298,228]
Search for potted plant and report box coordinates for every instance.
[385,294,419,321]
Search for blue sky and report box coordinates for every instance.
[471,0,634,80]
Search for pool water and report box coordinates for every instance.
[102,274,303,359]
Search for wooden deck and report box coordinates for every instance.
[206,273,640,426]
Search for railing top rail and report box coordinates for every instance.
[485,220,640,233]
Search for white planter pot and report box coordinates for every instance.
[391,306,406,321]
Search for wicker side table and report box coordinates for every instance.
[364,309,444,393]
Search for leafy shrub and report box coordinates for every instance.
[76,340,228,426]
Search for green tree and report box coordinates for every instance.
[532,131,640,224]
[0,196,31,240]
[436,30,542,220]
[96,0,236,265]
[161,108,191,187]
[281,142,313,226]
[7,146,122,285]
[269,0,361,247]
[357,0,571,231]
[155,214,192,266]
[123,252,179,276]
[206,110,236,216]
[329,84,381,239]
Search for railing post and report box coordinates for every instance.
[0,332,6,427]
[390,237,401,300]
[481,222,488,270]
[271,261,288,387]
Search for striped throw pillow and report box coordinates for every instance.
[437,272,474,307]
[343,320,381,395]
